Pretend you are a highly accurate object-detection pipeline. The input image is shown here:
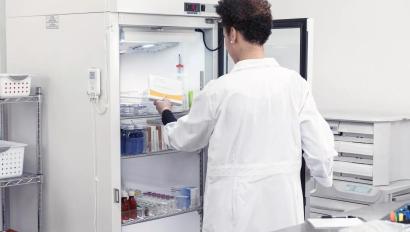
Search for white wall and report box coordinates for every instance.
[270,0,410,116]
[0,0,5,72]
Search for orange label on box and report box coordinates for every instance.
[149,90,183,102]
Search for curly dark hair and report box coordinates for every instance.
[216,0,272,45]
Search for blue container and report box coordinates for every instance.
[174,187,191,208]
[134,128,145,154]
[176,195,190,210]
[120,125,128,156]
[123,124,145,155]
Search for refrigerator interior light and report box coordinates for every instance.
[142,44,155,48]
[120,42,179,54]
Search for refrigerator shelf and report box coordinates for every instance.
[121,111,189,120]
[121,150,181,159]
[0,173,42,188]
[122,206,202,226]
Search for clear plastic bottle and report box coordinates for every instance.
[157,194,168,215]
[176,54,189,112]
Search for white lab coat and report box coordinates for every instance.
[164,58,337,232]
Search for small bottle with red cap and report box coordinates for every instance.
[176,54,189,111]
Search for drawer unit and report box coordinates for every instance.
[333,161,373,179]
[334,141,373,157]
[328,120,374,135]
[325,117,410,186]
[307,115,410,218]
[338,122,373,135]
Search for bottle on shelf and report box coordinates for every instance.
[134,191,179,218]
[120,124,127,155]
[175,54,191,112]
[128,190,137,220]
[121,191,130,222]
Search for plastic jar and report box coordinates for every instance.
[124,124,136,155]
[133,103,148,116]
[175,195,190,210]
[134,126,145,154]
[120,104,135,117]
[124,125,145,155]
[120,124,128,156]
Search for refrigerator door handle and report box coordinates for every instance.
[114,188,120,203]
[200,71,205,90]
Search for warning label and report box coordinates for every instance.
[46,15,59,30]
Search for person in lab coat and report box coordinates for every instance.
[154,0,337,231]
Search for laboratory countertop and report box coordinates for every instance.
[274,201,407,232]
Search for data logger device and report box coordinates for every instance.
[87,68,101,101]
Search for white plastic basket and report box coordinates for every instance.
[0,74,31,98]
[0,140,26,179]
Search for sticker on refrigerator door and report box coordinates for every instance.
[46,15,59,29]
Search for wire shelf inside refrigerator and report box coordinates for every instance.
[121,149,183,159]
[122,206,202,226]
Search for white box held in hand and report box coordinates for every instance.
[148,74,184,105]
[0,74,31,98]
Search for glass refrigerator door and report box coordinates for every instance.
[268,18,310,80]
[224,18,310,80]
[269,19,311,214]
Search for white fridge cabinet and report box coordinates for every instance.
[6,1,219,231]
[6,0,218,18]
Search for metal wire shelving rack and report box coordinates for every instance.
[0,88,43,231]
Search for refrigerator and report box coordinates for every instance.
[5,0,313,231]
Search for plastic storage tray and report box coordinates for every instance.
[0,140,27,179]
[0,74,31,98]
[120,96,157,117]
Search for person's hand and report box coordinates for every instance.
[154,98,172,114]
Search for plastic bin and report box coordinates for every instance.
[120,104,136,117]
[0,74,31,98]
[120,100,157,117]
[0,140,27,179]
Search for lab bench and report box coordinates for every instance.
[275,201,407,232]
